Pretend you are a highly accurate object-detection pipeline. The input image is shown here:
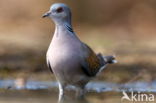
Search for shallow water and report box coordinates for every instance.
[0,79,156,103]
[0,79,156,92]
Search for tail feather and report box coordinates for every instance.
[96,53,117,75]
[97,53,105,66]
[97,53,117,65]
[103,55,117,64]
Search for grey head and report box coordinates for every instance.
[43,3,72,26]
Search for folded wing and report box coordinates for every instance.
[81,43,105,77]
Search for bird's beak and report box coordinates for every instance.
[42,11,51,18]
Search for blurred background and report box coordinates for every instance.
[0,0,156,102]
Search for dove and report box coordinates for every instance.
[42,3,117,101]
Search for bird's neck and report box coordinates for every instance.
[54,22,75,38]
[50,23,80,49]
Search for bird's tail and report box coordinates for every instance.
[96,53,117,74]
[97,53,117,65]
[103,55,117,64]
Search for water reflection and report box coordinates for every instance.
[0,79,156,92]
[59,97,89,103]
[0,79,156,103]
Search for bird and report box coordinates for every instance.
[42,3,117,101]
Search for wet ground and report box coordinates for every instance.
[0,79,156,103]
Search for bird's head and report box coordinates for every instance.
[42,3,72,25]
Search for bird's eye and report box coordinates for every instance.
[56,7,63,13]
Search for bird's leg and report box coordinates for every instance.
[75,87,85,99]
[58,82,65,102]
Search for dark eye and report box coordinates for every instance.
[56,7,63,13]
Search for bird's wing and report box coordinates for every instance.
[46,57,53,73]
[80,43,103,77]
